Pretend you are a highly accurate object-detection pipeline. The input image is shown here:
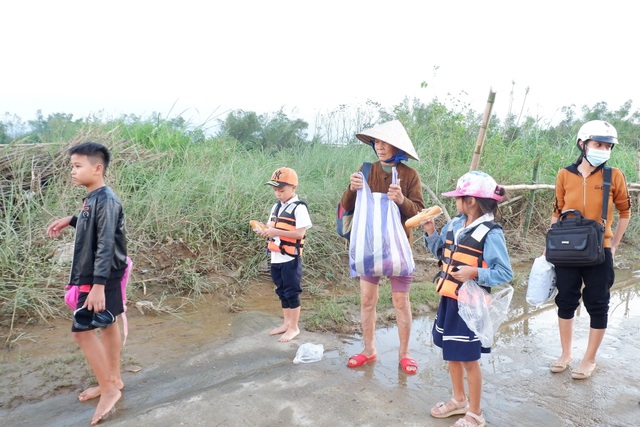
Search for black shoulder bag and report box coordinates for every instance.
[545,167,611,267]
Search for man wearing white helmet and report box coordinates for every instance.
[548,120,631,380]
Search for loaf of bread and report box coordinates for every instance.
[249,220,268,232]
[405,206,443,228]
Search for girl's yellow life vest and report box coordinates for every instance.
[267,200,306,257]
[435,221,499,299]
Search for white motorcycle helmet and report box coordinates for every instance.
[576,120,618,146]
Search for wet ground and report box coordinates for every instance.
[2,262,640,426]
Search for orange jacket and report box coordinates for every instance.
[553,164,631,248]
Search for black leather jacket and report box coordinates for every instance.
[69,186,128,285]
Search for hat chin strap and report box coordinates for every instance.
[385,151,408,163]
[369,142,408,163]
[577,140,590,165]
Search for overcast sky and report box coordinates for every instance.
[1,1,637,129]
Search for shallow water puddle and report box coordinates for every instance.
[341,264,640,391]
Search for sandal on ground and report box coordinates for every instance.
[571,362,596,380]
[450,411,485,427]
[430,397,469,418]
[550,358,572,373]
[399,357,418,375]
[347,353,376,368]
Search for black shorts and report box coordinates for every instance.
[71,276,124,332]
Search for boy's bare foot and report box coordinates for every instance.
[91,388,121,425]
[79,386,101,402]
[278,328,300,342]
[269,325,288,335]
[79,380,124,401]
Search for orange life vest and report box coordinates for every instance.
[434,221,500,299]
[267,200,306,257]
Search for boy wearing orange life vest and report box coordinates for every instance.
[255,167,312,342]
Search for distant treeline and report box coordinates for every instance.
[3,97,640,150]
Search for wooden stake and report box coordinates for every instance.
[470,89,496,171]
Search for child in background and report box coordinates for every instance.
[47,142,128,426]
[254,167,312,342]
[422,171,513,427]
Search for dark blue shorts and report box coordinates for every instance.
[271,258,303,309]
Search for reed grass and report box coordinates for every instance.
[2,104,639,339]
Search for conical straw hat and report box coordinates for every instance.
[355,120,419,161]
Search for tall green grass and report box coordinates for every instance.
[2,106,639,336]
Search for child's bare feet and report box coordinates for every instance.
[79,379,124,401]
[278,328,300,342]
[91,387,121,425]
[269,324,288,335]
[79,386,101,402]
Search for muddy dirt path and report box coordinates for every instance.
[2,262,640,426]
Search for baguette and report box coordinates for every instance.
[405,205,443,228]
[249,220,268,232]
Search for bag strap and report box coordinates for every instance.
[601,166,611,225]
[361,162,372,181]
[391,166,398,185]
[121,257,133,347]
[271,201,282,219]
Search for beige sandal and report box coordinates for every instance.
[430,397,469,418]
[451,411,486,427]
[550,358,572,373]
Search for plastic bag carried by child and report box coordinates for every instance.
[525,255,557,307]
[458,279,514,347]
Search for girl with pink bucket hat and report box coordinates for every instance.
[422,170,513,427]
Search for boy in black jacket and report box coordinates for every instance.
[47,141,128,425]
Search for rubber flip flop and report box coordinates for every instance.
[73,307,93,330]
[92,310,115,328]
[347,353,377,368]
[399,357,418,375]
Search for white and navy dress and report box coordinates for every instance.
[425,213,513,361]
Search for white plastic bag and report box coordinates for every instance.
[458,280,514,347]
[349,167,415,277]
[293,343,324,364]
[526,255,557,307]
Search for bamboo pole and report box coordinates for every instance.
[637,149,640,211]
[469,89,496,171]
[499,195,524,207]
[501,184,555,191]
[523,157,540,238]
[500,184,640,192]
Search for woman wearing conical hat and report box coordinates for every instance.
[340,119,425,374]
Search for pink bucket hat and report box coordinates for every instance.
[442,171,504,201]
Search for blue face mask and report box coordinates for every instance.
[585,147,611,167]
